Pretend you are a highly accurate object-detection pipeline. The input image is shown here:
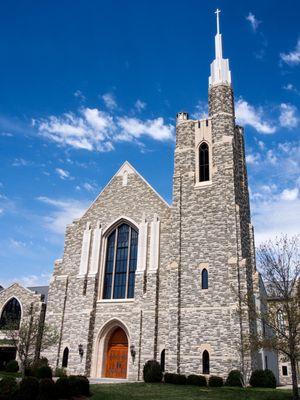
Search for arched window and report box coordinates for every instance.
[202,350,210,374]
[62,347,69,368]
[0,298,21,330]
[103,223,138,300]
[199,142,210,182]
[202,269,208,289]
[160,349,165,372]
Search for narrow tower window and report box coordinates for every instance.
[103,223,138,300]
[201,269,208,289]
[202,350,210,374]
[62,347,69,368]
[199,143,210,182]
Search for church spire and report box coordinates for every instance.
[209,9,231,87]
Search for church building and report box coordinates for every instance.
[0,11,279,382]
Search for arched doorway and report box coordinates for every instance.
[104,327,128,378]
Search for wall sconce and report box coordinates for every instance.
[78,344,84,361]
[130,345,136,363]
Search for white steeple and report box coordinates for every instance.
[209,9,231,87]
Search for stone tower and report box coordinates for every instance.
[166,9,259,376]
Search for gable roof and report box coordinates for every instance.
[81,161,170,219]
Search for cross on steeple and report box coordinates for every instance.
[209,9,232,86]
[215,8,221,34]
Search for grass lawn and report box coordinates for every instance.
[90,383,292,400]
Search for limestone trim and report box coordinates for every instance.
[149,215,160,272]
[91,318,131,379]
[136,220,148,273]
[78,222,92,277]
[89,222,102,276]
[195,140,212,187]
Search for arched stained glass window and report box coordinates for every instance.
[202,269,208,289]
[199,142,210,182]
[0,298,21,330]
[103,223,138,300]
[62,347,69,368]
[202,350,210,374]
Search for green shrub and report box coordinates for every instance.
[19,376,39,400]
[187,374,207,386]
[172,374,187,385]
[54,367,67,378]
[24,366,34,376]
[5,360,19,373]
[208,375,224,387]
[143,360,163,383]
[0,377,18,399]
[164,372,176,384]
[225,369,244,387]
[68,375,90,397]
[35,366,53,379]
[249,369,276,388]
[55,377,71,399]
[38,378,56,400]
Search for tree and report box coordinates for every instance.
[250,235,300,400]
[0,304,58,376]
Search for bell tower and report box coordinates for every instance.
[167,9,258,376]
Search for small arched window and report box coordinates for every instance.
[62,347,69,368]
[202,350,210,374]
[160,349,165,372]
[201,269,208,289]
[103,223,138,300]
[199,142,210,182]
[0,298,21,330]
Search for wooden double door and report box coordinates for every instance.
[105,327,128,379]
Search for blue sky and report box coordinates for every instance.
[0,0,299,287]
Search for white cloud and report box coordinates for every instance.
[246,153,260,165]
[102,93,117,110]
[192,100,208,119]
[266,149,277,165]
[55,168,71,180]
[1,272,51,288]
[37,196,89,234]
[246,12,261,32]
[12,158,30,167]
[74,90,86,101]
[37,106,173,151]
[280,187,299,201]
[82,182,98,192]
[135,99,146,112]
[117,117,174,141]
[9,239,27,249]
[252,197,300,244]
[279,103,299,129]
[282,83,299,94]
[235,99,276,134]
[280,39,300,66]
